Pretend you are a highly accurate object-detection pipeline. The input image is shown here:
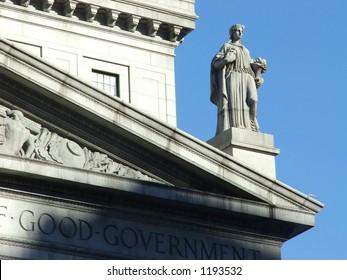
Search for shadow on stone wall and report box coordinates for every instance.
[0,172,272,260]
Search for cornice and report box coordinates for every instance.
[0,163,314,240]
[0,0,197,43]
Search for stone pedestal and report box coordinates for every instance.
[208,128,280,178]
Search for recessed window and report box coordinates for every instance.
[92,70,119,97]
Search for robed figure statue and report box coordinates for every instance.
[210,24,267,135]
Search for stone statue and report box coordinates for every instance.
[0,107,154,181]
[210,24,267,134]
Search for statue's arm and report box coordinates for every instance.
[212,45,236,70]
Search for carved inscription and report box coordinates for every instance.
[0,199,265,260]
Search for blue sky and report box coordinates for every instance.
[175,0,347,260]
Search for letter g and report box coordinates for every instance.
[19,210,35,231]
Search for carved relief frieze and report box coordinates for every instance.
[0,105,155,182]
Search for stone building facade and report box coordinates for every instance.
[0,0,323,259]
[0,0,196,125]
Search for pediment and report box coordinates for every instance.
[0,104,158,183]
[0,38,323,225]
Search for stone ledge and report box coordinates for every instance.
[0,154,316,225]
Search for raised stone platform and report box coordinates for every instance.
[208,128,280,178]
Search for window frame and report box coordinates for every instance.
[92,70,120,98]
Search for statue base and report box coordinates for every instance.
[207,128,280,178]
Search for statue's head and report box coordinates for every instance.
[6,109,24,121]
[229,24,245,40]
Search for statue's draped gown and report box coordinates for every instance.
[211,40,258,134]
